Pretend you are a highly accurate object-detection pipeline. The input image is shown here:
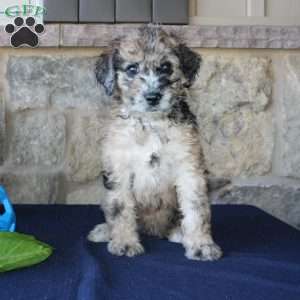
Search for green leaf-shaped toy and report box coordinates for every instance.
[0,232,53,272]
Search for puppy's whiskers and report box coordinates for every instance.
[169,78,181,85]
[159,77,180,89]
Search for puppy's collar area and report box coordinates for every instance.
[117,109,169,121]
[168,78,181,86]
[159,77,181,89]
[137,116,170,145]
[117,108,130,120]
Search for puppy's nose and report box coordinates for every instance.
[145,92,162,106]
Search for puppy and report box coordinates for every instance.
[88,26,222,261]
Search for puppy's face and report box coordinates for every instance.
[96,26,201,114]
[116,40,182,113]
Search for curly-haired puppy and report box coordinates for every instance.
[88,26,222,261]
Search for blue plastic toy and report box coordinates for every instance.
[0,186,16,232]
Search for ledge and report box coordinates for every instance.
[1,24,300,49]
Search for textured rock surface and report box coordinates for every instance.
[67,113,105,183]
[216,183,300,229]
[10,112,66,166]
[0,96,4,165]
[59,24,300,49]
[66,182,105,204]
[0,172,63,204]
[7,56,105,111]
[192,56,273,177]
[38,24,60,47]
[2,24,300,48]
[276,55,300,178]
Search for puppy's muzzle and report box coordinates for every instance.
[145,92,162,106]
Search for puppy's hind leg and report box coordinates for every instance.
[87,223,110,243]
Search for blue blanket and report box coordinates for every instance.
[1,205,300,300]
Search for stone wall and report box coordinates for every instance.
[0,48,300,229]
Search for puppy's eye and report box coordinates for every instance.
[126,64,139,77]
[158,62,173,75]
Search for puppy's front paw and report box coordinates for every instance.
[108,240,145,257]
[87,223,110,243]
[185,243,222,261]
[168,227,183,244]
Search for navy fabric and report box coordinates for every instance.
[1,205,300,300]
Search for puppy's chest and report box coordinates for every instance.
[125,119,175,197]
[131,119,171,166]
[107,116,190,189]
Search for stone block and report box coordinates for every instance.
[215,178,300,229]
[0,96,5,165]
[0,171,63,204]
[191,56,273,177]
[10,111,66,166]
[66,182,105,205]
[276,55,300,178]
[38,24,60,47]
[7,56,106,111]
[217,26,236,39]
[67,112,105,183]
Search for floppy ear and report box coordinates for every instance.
[174,44,202,88]
[95,50,117,96]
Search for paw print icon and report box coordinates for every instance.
[5,16,45,48]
